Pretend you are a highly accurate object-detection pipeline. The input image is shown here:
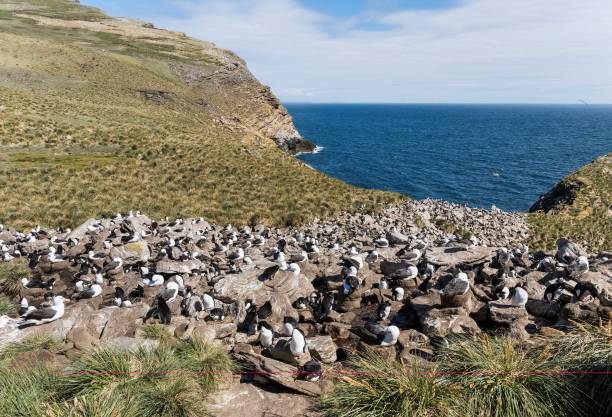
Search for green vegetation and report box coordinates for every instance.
[528,154,611,251]
[434,217,472,240]
[0,297,16,315]
[0,258,29,298]
[0,0,400,230]
[0,337,235,417]
[142,323,174,343]
[0,335,62,365]
[320,324,612,417]
[320,350,453,417]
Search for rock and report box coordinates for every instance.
[324,322,353,340]
[207,380,317,417]
[525,300,561,320]
[214,265,314,310]
[110,241,150,265]
[307,335,337,363]
[420,308,480,337]
[192,325,217,342]
[380,260,415,277]
[156,259,203,274]
[411,292,441,313]
[398,329,429,349]
[174,322,191,339]
[105,336,158,351]
[18,239,51,254]
[68,327,99,351]
[578,272,612,306]
[480,265,498,282]
[386,229,409,245]
[489,302,528,325]
[539,327,565,337]
[210,322,238,339]
[441,290,473,310]
[270,338,312,365]
[509,318,533,340]
[561,303,600,322]
[426,246,496,267]
[234,351,322,397]
[471,300,490,322]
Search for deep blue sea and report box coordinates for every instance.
[287,104,612,211]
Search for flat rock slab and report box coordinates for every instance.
[156,259,203,274]
[234,351,323,397]
[208,381,319,417]
[214,264,314,306]
[426,246,497,267]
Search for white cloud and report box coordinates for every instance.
[155,0,612,103]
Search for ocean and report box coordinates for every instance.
[287,104,612,212]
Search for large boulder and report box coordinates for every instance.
[307,335,337,363]
[156,259,204,274]
[110,241,150,265]
[488,302,528,325]
[269,338,312,366]
[426,246,496,267]
[214,264,314,307]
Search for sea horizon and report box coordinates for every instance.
[288,103,612,212]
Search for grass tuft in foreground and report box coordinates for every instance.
[321,327,612,417]
[320,349,453,417]
[0,337,234,417]
[142,323,174,343]
[438,335,583,417]
[0,335,62,365]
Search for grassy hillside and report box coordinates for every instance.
[0,0,400,229]
[528,153,611,251]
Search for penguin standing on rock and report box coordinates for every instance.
[143,295,172,324]
[510,286,529,307]
[290,328,307,358]
[258,322,274,349]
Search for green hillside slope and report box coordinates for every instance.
[0,0,400,229]
[529,153,611,251]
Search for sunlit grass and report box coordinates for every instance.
[528,154,611,251]
[0,258,30,298]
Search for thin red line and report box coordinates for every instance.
[44,371,612,376]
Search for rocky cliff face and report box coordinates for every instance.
[170,59,314,154]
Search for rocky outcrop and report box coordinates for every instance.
[0,205,610,407]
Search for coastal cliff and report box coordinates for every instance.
[0,0,393,229]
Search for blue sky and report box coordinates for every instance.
[81,0,612,103]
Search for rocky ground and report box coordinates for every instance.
[0,199,611,416]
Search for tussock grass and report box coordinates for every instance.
[528,154,611,251]
[320,349,452,417]
[438,335,583,417]
[544,321,612,417]
[0,0,401,230]
[0,297,16,315]
[0,258,30,298]
[142,324,174,343]
[0,335,62,364]
[321,330,612,417]
[0,337,234,417]
[0,367,54,417]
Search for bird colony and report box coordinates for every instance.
[0,202,611,393]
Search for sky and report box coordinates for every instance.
[81,0,612,103]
